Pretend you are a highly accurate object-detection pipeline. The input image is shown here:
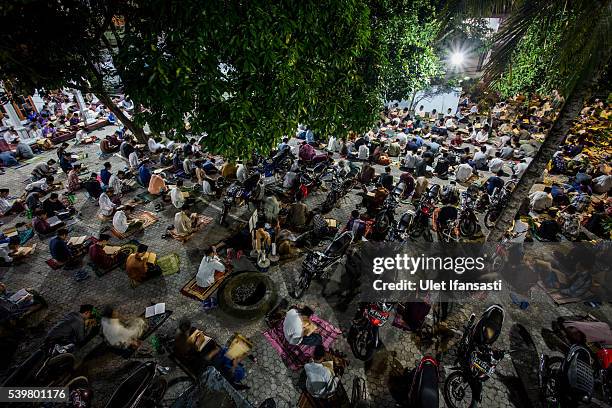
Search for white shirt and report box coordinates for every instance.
[593,174,612,194]
[75,130,87,143]
[445,118,455,128]
[0,246,13,263]
[202,180,214,195]
[183,159,193,174]
[529,191,552,211]
[358,144,369,160]
[455,163,473,182]
[515,162,528,178]
[99,193,116,216]
[0,198,11,214]
[475,130,488,143]
[404,152,417,169]
[128,152,140,169]
[108,174,123,193]
[236,164,248,183]
[196,255,225,287]
[327,136,337,152]
[473,151,488,166]
[25,178,48,192]
[304,362,338,398]
[147,138,163,153]
[396,132,407,146]
[170,187,184,209]
[112,210,129,233]
[489,158,504,173]
[283,309,304,345]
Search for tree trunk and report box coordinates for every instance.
[96,91,147,144]
[485,80,592,242]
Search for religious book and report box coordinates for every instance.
[3,227,18,237]
[225,333,253,360]
[9,288,30,303]
[47,216,62,227]
[68,236,87,246]
[143,252,157,264]
[325,218,337,228]
[145,302,165,318]
[188,329,212,352]
[102,245,122,255]
[15,244,36,257]
[181,192,190,198]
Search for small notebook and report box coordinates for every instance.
[145,302,165,318]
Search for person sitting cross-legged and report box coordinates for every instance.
[49,228,81,268]
[304,345,341,399]
[125,244,161,284]
[283,306,322,346]
[33,208,65,236]
[112,209,143,236]
[88,233,126,271]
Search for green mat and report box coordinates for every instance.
[158,253,181,276]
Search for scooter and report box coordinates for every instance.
[348,302,393,361]
[444,304,506,408]
[103,361,167,408]
[290,231,354,299]
[406,355,439,408]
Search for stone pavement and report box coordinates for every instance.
[0,126,610,407]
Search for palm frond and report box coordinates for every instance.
[481,0,560,85]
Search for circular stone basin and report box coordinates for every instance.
[218,272,278,319]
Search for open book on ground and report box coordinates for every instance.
[68,236,88,246]
[102,245,122,255]
[145,302,165,318]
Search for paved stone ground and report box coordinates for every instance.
[1,126,610,407]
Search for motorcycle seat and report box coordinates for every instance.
[103,361,157,408]
[417,363,439,408]
[324,232,353,257]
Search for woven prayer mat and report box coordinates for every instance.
[180,273,226,302]
[110,211,159,239]
[169,215,214,242]
[263,314,342,371]
[158,253,181,276]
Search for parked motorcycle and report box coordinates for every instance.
[320,170,357,214]
[457,188,480,238]
[373,193,400,236]
[290,231,354,299]
[444,304,505,408]
[483,180,516,229]
[539,344,594,407]
[103,361,167,408]
[220,172,264,225]
[406,355,439,408]
[387,211,413,242]
[2,343,76,388]
[404,185,440,242]
[348,302,393,361]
